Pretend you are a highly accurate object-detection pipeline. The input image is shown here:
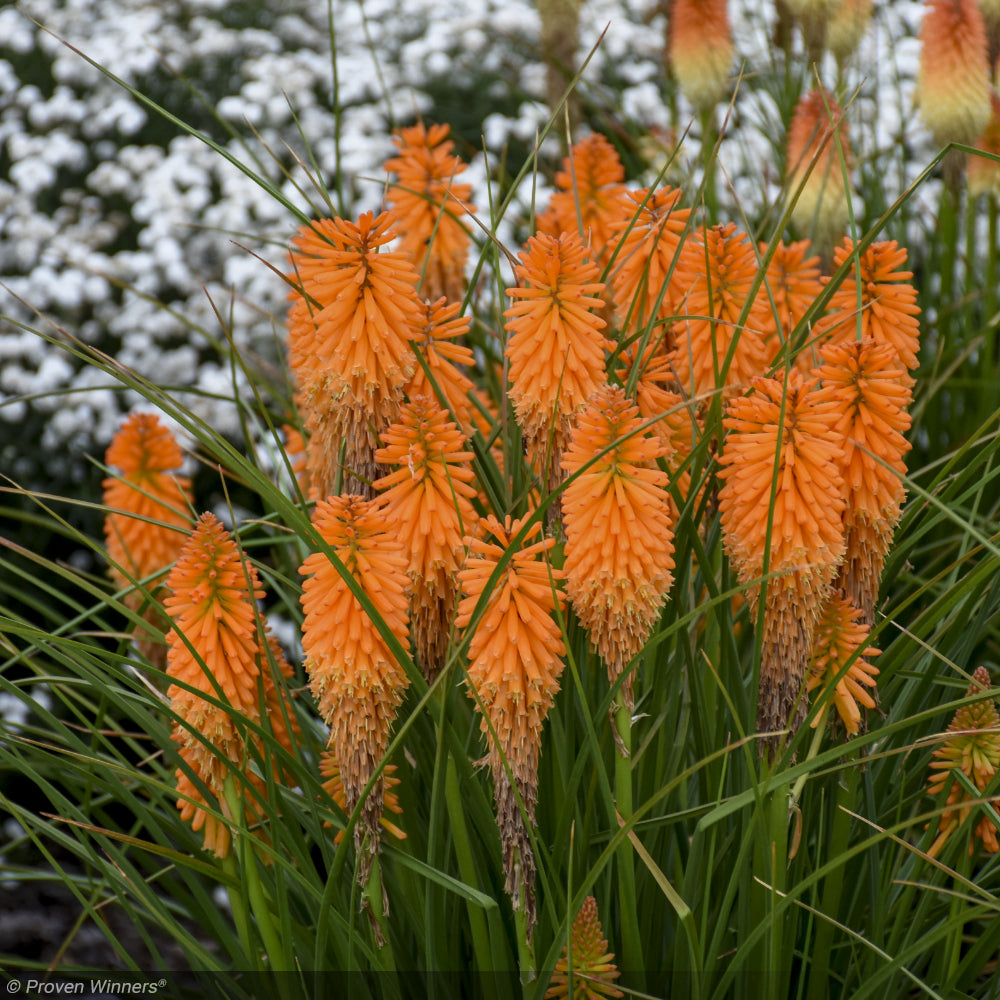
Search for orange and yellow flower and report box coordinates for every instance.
[812,239,921,380]
[505,231,612,492]
[918,0,992,149]
[537,132,628,265]
[786,88,852,247]
[287,211,422,497]
[827,0,874,66]
[927,666,1000,858]
[561,385,675,709]
[299,495,410,873]
[811,337,913,623]
[666,0,734,113]
[456,514,566,930]
[374,397,479,679]
[609,186,693,340]
[806,591,880,736]
[718,371,846,744]
[669,222,771,402]
[545,895,624,1000]
[968,92,1000,198]
[383,122,476,303]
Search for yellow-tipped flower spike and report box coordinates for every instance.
[827,0,874,66]
[926,667,1000,859]
[504,231,613,494]
[287,211,422,497]
[669,222,771,402]
[374,397,479,680]
[561,385,675,709]
[299,495,410,877]
[456,514,566,932]
[404,296,478,433]
[545,895,624,1000]
[785,88,852,248]
[320,753,406,846]
[537,132,628,266]
[918,0,992,149]
[968,92,1000,199]
[383,122,476,304]
[609,186,693,341]
[806,592,880,736]
[666,0,734,113]
[759,239,824,370]
[718,371,846,746]
[165,513,297,856]
[811,337,913,624]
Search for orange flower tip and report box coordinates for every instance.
[546,895,623,1000]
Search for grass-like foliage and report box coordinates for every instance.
[2,3,1000,998]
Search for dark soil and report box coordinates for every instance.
[0,877,205,972]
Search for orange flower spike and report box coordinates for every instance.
[537,132,627,265]
[666,0,734,113]
[617,342,697,503]
[103,412,193,594]
[545,895,624,1000]
[806,592,880,736]
[812,337,913,622]
[456,514,566,930]
[813,238,921,380]
[299,495,410,869]
[927,667,1000,858]
[383,122,476,303]
[759,239,824,366]
[164,513,266,726]
[505,231,613,490]
[164,513,297,856]
[918,0,992,149]
[561,385,675,708]
[609,186,693,340]
[287,210,422,497]
[670,223,771,402]
[404,296,478,432]
[786,88,852,246]
[718,372,846,743]
[374,397,479,679]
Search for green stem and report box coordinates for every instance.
[613,695,645,991]
[515,893,537,989]
[221,851,256,969]
[806,765,858,1000]
[222,777,287,971]
[367,852,394,953]
[446,754,499,993]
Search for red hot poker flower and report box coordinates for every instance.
[456,514,566,932]
[287,210,422,497]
